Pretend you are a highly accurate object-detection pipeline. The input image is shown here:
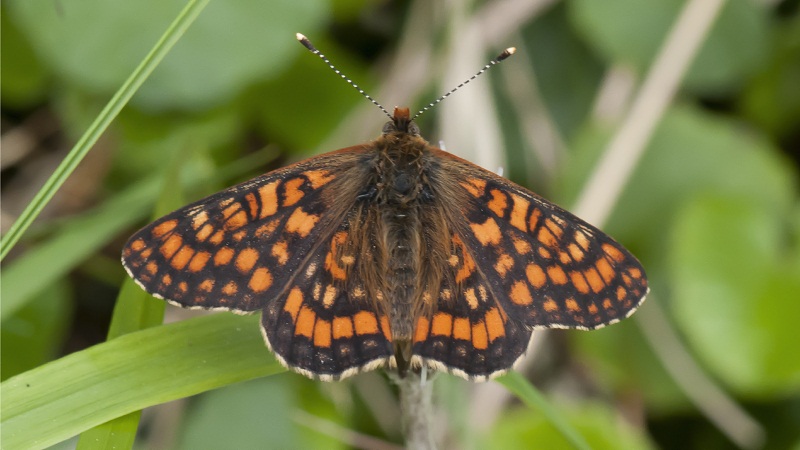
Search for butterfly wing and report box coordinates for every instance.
[410,230,533,381]
[122,147,393,379]
[261,200,395,380]
[411,149,648,380]
[123,148,366,311]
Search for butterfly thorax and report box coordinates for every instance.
[347,107,449,372]
[372,132,427,205]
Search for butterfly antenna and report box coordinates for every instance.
[412,47,516,121]
[297,33,392,120]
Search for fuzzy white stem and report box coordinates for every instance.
[392,368,437,450]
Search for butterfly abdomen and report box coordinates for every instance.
[372,135,427,340]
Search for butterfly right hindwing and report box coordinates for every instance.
[410,231,532,380]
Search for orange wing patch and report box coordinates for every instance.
[285,208,320,237]
[235,248,259,273]
[249,267,273,292]
[470,217,502,246]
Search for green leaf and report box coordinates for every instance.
[498,371,591,450]
[73,284,154,450]
[176,377,299,449]
[1,281,73,381]
[75,412,141,450]
[489,400,655,450]
[0,313,283,450]
[7,0,330,111]
[669,195,800,396]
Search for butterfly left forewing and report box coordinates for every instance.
[123,147,398,380]
[121,147,370,313]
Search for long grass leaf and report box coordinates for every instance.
[75,126,193,450]
[0,0,211,261]
[497,371,591,450]
[1,313,283,450]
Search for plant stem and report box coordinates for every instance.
[392,369,437,450]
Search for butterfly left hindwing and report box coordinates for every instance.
[261,206,394,380]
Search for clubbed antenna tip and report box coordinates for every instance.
[411,46,517,120]
[296,32,392,119]
[296,33,316,52]
[498,47,516,61]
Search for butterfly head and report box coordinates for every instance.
[382,107,420,136]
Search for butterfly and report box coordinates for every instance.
[121,37,648,382]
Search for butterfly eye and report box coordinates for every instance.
[381,120,420,136]
[382,121,397,134]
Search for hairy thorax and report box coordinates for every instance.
[344,131,453,368]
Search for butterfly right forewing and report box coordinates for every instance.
[410,149,648,380]
[439,150,647,328]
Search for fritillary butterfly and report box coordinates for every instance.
[122,35,648,381]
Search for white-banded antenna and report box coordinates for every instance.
[412,47,516,121]
[296,33,392,119]
[297,33,515,122]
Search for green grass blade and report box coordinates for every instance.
[74,411,142,450]
[1,178,159,319]
[0,0,210,262]
[497,371,591,450]
[75,132,191,450]
[107,141,190,339]
[1,313,284,450]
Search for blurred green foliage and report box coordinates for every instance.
[2,0,798,448]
